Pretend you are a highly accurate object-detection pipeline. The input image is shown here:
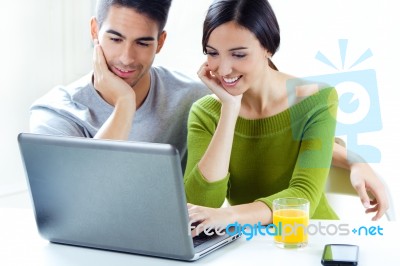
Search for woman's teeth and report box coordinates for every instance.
[223,76,240,84]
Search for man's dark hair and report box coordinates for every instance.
[95,0,173,32]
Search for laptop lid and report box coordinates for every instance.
[18,133,238,261]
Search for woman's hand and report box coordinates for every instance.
[197,62,242,111]
[187,203,235,237]
[187,202,271,237]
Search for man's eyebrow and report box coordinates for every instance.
[105,29,156,42]
[205,45,248,51]
[106,29,125,39]
[135,37,156,42]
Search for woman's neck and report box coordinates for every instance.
[240,69,291,119]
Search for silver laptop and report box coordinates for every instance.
[17,133,240,261]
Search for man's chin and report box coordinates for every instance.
[126,78,142,89]
[128,71,149,89]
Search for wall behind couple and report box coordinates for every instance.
[0,0,95,195]
[1,0,399,217]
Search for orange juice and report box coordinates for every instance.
[273,209,308,246]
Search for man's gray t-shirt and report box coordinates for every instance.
[30,66,209,168]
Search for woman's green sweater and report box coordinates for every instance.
[184,87,339,219]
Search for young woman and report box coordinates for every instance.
[183,0,386,230]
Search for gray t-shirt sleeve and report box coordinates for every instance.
[30,108,86,137]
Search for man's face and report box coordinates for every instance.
[91,6,165,88]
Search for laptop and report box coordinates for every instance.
[17,133,240,261]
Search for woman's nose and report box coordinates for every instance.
[216,58,232,77]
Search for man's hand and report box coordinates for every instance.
[93,39,136,108]
[349,162,389,221]
[92,39,136,140]
[332,141,390,221]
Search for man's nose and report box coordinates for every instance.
[119,44,135,66]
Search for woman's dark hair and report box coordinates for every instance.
[202,0,280,70]
[95,0,172,33]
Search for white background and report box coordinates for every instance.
[0,0,399,218]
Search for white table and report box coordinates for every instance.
[0,208,396,265]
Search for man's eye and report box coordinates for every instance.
[110,38,122,43]
[138,42,150,47]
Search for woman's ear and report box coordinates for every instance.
[90,16,99,42]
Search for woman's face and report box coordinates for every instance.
[205,21,269,95]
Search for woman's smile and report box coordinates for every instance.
[221,75,242,88]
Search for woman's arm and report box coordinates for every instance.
[197,104,240,181]
[184,63,242,206]
[196,63,242,181]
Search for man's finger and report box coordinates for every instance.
[354,182,371,208]
[366,183,389,221]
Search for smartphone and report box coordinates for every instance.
[321,244,359,265]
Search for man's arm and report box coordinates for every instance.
[92,39,136,140]
[94,98,135,140]
[30,108,87,137]
[331,141,389,220]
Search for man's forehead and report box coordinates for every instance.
[101,6,159,37]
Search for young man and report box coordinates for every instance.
[30,0,388,220]
[30,0,209,168]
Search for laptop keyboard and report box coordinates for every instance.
[193,230,221,247]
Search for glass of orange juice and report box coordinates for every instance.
[273,198,309,248]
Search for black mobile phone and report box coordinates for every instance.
[321,244,359,265]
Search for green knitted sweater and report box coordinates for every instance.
[184,87,339,219]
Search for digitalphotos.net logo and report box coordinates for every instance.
[288,39,382,164]
[224,222,384,241]
[189,221,384,241]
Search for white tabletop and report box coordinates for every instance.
[0,208,396,266]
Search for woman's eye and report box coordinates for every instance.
[233,54,246,58]
[206,51,218,57]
